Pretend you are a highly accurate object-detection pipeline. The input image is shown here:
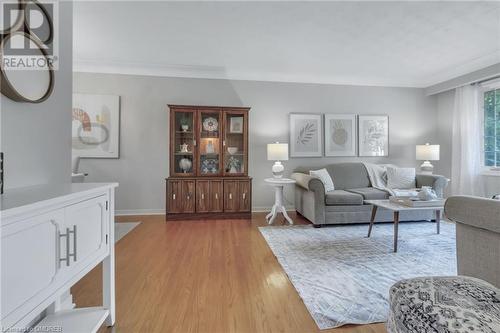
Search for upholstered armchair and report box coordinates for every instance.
[445,195,500,287]
[387,196,500,333]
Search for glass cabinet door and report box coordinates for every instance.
[172,110,196,175]
[198,109,222,176]
[223,111,247,176]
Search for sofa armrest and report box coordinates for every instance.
[292,172,313,190]
[445,196,500,233]
[291,172,326,225]
[415,174,448,198]
[291,172,309,188]
[291,172,324,194]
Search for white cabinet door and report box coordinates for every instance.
[64,195,109,271]
[1,210,64,322]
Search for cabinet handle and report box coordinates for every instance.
[58,229,69,267]
[243,193,246,200]
[51,219,61,272]
[173,193,176,200]
[215,193,218,200]
[229,193,232,200]
[193,140,197,146]
[201,193,205,200]
[69,225,77,263]
[58,225,76,266]
[223,140,226,146]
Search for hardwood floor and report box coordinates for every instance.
[71,213,386,333]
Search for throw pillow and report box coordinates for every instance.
[309,168,335,192]
[386,167,416,189]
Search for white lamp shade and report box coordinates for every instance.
[416,144,440,161]
[267,143,289,161]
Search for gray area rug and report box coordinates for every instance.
[259,222,457,329]
[115,222,140,243]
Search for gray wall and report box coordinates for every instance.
[1,2,73,190]
[435,90,454,181]
[74,73,438,214]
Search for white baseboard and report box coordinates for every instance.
[116,206,296,216]
[116,209,165,216]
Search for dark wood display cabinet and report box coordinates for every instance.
[166,105,252,220]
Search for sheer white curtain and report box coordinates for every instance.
[451,85,484,196]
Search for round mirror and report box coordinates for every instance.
[0,31,54,103]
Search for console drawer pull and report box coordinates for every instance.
[58,229,69,267]
[69,225,77,263]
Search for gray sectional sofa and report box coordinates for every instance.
[291,162,448,226]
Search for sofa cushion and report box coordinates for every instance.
[324,163,371,190]
[346,187,389,200]
[325,190,364,206]
[310,168,335,192]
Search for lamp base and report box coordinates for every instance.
[272,161,284,178]
[420,161,434,174]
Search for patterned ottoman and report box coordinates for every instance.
[387,276,500,333]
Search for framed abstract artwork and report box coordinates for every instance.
[358,115,389,157]
[72,94,120,158]
[324,114,357,156]
[290,113,323,157]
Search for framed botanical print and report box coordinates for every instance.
[290,113,323,157]
[324,114,357,156]
[358,115,389,157]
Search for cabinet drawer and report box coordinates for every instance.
[196,180,210,213]
[196,180,223,213]
[64,195,108,273]
[238,180,251,212]
[224,181,239,212]
[210,180,223,212]
[1,210,64,321]
[167,180,196,213]
[182,180,196,213]
[167,180,183,213]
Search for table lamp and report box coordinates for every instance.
[416,143,440,174]
[267,142,289,178]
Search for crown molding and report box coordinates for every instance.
[73,59,424,88]
[74,55,500,90]
[422,50,500,91]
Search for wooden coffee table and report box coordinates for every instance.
[364,199,444,252]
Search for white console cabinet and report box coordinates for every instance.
[1,183,118,332]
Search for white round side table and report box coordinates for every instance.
[264,178,296,225]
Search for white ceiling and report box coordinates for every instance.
[73,1,500,88]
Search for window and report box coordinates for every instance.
[483,87,500,168]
